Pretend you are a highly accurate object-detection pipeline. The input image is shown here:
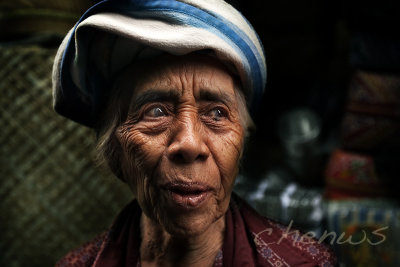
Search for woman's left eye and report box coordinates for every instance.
[208,107,228,121]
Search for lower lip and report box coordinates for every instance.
[168,190,211,208]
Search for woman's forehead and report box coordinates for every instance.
[118,54,237,99]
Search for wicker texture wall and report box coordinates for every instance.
[0,0,98,38]
[0,45,131,267]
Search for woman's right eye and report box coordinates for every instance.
[144,106,168,118]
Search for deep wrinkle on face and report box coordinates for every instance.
[114,55,245,237]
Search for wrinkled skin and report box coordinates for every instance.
[114,54,245,265]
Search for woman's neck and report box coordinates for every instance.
[139,214,225,267]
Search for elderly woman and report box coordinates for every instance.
[53,0,335,266]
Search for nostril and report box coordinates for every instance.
[171,152,186,163]
[195,153,207,161]
[168,145,209,164]
[170,150,204,163]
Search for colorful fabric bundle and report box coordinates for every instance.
[341,70,400,151]
[325,200,400,266]
[324,149,389,199]
[52,0,267,127]
[325,70,400,199]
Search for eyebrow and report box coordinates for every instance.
[131,89,180,111]
[131,88,235,111]
[199,89,235,106]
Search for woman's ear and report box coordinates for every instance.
[106,130,125,181]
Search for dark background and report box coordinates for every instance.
[236,0,399,179]
[1,0,399,266]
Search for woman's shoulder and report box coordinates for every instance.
[55,230,109,267]
[231,195,337,267]
[251,218,336,267]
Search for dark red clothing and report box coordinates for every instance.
[56,194,336,267]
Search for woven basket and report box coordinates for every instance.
[0,45,131,267]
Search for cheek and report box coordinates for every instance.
[116,125,168,193]
[216,127,244,169]
[209,126,244,194]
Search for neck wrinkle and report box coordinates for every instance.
[139,213,225,267]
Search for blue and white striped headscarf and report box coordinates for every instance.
[52,0,266,127]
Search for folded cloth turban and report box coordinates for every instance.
[52,0,267,127]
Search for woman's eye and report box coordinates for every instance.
[209,107,227,121]
[145,106,167,118]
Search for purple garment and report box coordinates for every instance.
[56,194,336,267]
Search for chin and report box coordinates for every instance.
[157,196,229,238]
[163,212,224,238]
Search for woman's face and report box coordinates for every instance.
[114,55,244,237]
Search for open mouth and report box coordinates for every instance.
[163,182,212,208]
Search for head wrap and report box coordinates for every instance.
[52,0,267,127]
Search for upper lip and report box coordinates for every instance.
[162,182,213,195]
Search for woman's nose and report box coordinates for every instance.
[167,117,210,163]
